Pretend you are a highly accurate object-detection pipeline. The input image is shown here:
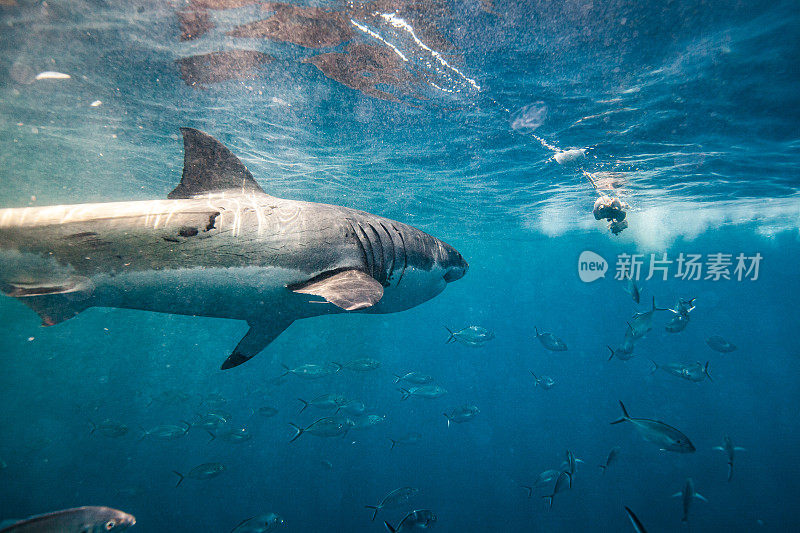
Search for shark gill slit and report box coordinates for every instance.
[393,224,408,286]
[378,222,396,284]
[355,222,376,278]
[365,223,386,285]
[348,219,370,275]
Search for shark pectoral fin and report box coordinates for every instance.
[221,318,293,370]
[290,269,383,311]
[7,291,92,327]
[695,493,708,503]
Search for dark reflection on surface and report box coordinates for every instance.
[177,9,213,41]
[176,50,275,88]
[305,43,420,103]
[228,3,353,48]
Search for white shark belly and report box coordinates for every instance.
[89,265,328,321]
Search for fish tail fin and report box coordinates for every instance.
[384,521,396,533]
[704,362,713,382]
[541,495,553,510]
[289,423,304,443]
[206,430,216,443]
[180,420,192,433]
[530,371,539,384]
[520,485,533,498]
[330,361,343,373]
[398,388,410,401]
[392,374,402,383]
[607,346,615,361]
[297,399,309,414]
[649,360,658,374]
[389,438,397,450]
[365,506,379,521]
[172,471,184,487]
[137,427,147,441]
[611,401,630,424]
[89,420,96,435]
[534,326,540,337]
[280,363,290,377]
[443,413,450,428]
[444,326,455,344]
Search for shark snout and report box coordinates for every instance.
[443,252,468,283]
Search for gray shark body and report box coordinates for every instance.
[0,128,468,369]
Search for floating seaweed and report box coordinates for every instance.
[228,3,353,48]
[176,50,275,88]
[304,43,421,102]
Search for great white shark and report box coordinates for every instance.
[0,128,468,369]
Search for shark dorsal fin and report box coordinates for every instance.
[168,128,266,199]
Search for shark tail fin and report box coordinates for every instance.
[365,506,379,522]
[297,399,309,414]
[444,326,456,344]
[611,401,631,424]
[288,423,304,443]
[607,346,615,361]
[704,362,713,382]
[172,471,184,487]
[541,495,553,510]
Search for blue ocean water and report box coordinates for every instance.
[0,0,799,531]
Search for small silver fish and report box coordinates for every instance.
[192,413,228,431]
[624,273,641,304]
[281,362,342,379]
[0,506,135,532]
[628,297,667,339]
[297,394,347,414]
[337,358,381,371]
[445,325,495,347]
[534,327,567,351]
[399,385,447,400]
[230,512,285,532]
[599,446,620,474]
[384,509,436,532]
[393,372,433,385]
[389,432,422,449]
[89,419,128,438]
[611,401,695,453]
[172,463,225,487]
[607,344,634,362]
[713,435,745,482]
[530,372,555,389]
[339,399,366,416]
[352,414,386,430]
[650,361,712,383]
[289,417,354,442]
[672,478,707,523]
[541,471,571,510]
[706,335,737,353]
[365,487,419,521]
[443,405,479,427]
[209,427,251,443]
[140,421,191,440]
